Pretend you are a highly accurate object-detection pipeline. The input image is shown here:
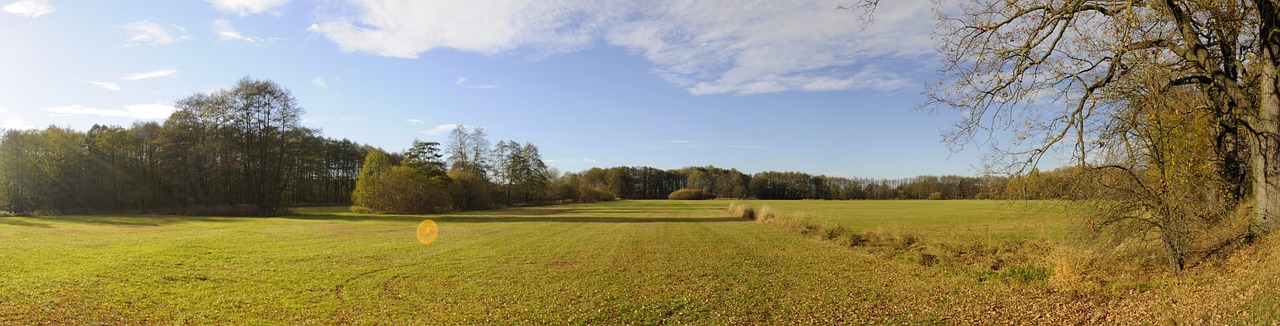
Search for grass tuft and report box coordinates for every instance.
[726,203,755,220]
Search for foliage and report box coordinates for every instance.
[448,169,492,211]
[667,188,714,200]
[354,166,452,214]
[922,0,1280,231]
[352,150,392,212]
[403,139,448,178]
[0,78,367,216]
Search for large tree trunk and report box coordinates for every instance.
[1252,95,1280,231]
[1255,1,1280,231]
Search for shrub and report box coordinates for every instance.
[357,167,454,214]
[668,188,714,200]
[579,185,616,203]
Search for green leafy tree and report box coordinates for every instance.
[404,139,448,179]
[353,150,392,212]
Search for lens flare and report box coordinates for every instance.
[416,220,438,245]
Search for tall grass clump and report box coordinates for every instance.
[756,205,779,223]
[727,203,755,220]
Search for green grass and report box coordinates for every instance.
[0,200,1271,324]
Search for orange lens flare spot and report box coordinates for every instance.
[416,220,438,245]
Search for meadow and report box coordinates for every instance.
[1,200,1276,324]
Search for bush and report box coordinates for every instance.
[356,167,454,214]
[579,185,616,203]
[668,188,714,200]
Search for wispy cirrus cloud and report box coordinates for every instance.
[405,119,425,125]
[2,0,53,18]
[208,0,292,16]
[42,103,177,120]
[309,0,934,95]
[420,123,461,135]
[455,76,498,90]
[76,80,123,91]
[122,20,191,46]
[312,76,328,88]
[214,19,278,44]
[122,68,180,81]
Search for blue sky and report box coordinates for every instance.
[0,0,993,178]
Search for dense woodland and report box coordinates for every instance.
[0,77,1016,216]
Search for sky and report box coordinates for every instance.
[0,0,994,179]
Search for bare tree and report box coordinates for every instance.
[904,0,1280,232]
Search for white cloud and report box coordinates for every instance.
[208,0,292,16]
[3,0,53,18]
[456,76,498,89]
[77,80,123,91]
[420,123,460,136]
[312,76,328,88]
[405,119,424,125]
[214,19,277,43]
[42,103,176,120]
[122,20,191,46]
[308,1,609,59]
[582,157,599,164]
[310,0,935,95]
[122,68,180,81]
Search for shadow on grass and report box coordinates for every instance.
[2,205,745,226]
[19,215,246,227]
[284,212,744,224]
[0,217,54,228]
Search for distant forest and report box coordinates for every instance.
[0,78,1058,216]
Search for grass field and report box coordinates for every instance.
[1,200,1276,324]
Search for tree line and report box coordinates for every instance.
[0,78,369,215]
[0,77,1017,217]
[555,166,990,201]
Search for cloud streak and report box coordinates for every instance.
[420,123,460,135]
[456,76,498,89]
[122,20,191,46]
[42,103,177,120]
[310,0,935,95]
[122,68,180,81]
[2,0,53,17]
[77,80,123,91]
[208,0,292,16]
[215,19,277,44]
